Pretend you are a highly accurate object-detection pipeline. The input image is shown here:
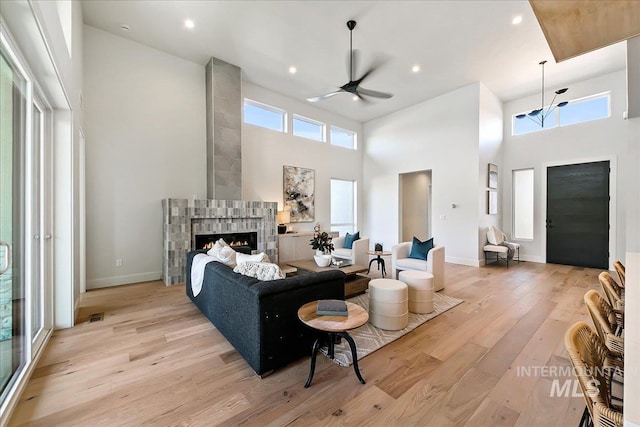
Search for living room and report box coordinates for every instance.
[1,0,639,425]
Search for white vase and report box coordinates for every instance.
[314,254,332,267]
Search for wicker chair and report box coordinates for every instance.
[584,290,624,360]
[612,261,625,288]
[565,322,623,427]
[598,271,624,312]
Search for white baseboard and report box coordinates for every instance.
[87,271,162,289]
[445,256,480,267]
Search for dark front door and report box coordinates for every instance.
[546,161,609,269]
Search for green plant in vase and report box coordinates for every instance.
[310,230,334,267]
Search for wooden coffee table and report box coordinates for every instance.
[298,300,368,387]
[287,260,370,298]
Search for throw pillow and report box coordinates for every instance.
[206,238,229,257]
[233,262,285,281]
[487,226,504,245]
[236,252,270,265]
[216,245,237,267]
[408,236,434,260]
[343,231,360,249]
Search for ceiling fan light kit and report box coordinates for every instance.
[306,20,394,103]
[515,60,569,128]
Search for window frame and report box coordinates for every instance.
[329,125,357,150]
[243,98,287,133]
[292,114,326,142]
[512,91,611,136]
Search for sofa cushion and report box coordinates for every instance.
[333,247,353,260]
[343,231,360,249]
[396,257,429,271]
[233,261,284,281]
[236,252,270,265]
[408,237,434,260]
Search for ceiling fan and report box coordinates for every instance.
[306,20,393,103]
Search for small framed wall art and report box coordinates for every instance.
[488,190,498,215]
[488,163,498,189]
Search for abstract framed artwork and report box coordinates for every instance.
[488,163,498,189]
[488,190,498,215]
[283,165,315,222]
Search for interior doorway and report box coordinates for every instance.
[546,161,610,269]
[399,170,432,242]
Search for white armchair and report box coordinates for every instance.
[391,243,445,291]
[332,236,370,267]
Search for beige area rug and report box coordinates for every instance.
[319,292,463,367]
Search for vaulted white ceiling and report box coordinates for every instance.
[82,0,627,122]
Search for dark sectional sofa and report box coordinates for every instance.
[186,250,345,376]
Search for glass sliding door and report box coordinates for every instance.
[0,45,27,402]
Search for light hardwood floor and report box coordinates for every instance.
[9,261,603,426]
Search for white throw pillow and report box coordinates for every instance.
[236,252,270,265]
[206,238,229,257]
[215,245,237,267]
[487,226,505,245]
[233,262,284,281]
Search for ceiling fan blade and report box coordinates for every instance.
[358,87,393,99]
[306,90,343,103]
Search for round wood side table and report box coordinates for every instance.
[365,250,392,278]
[297,301,368,387]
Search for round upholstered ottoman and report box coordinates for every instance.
[398,270,434,314]
[368,278,408,330]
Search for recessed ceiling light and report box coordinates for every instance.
[353,95,359,101]
[184,19,195,29]
[121,24,131,32]
[288,66,297,74]
[512,15,523,25]
[412,65,420,73]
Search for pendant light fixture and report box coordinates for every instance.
[516,60,569,128]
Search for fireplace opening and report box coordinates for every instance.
[194,232,258,255]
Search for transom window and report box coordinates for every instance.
[330,126,357,150]
[243,99,286,132]
[512,92,610,136]
[293,114,325,141]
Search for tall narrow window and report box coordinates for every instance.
[293,114,325,141]
[330,179,356,236]
[330,126,357,149]
[243,99,286,132]
[513,169,534,239]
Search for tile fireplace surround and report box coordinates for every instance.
[162,198,278,285]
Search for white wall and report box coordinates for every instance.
[478,83,504,259]
[242,83,363,234]
[83,26,206,288]
[502,70,635,265]
[363,83,482,266]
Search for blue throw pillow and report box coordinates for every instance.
[343,231,360,249]
[408,237,434,260]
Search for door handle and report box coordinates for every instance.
[0,240,10,275]
[547,225,555,229]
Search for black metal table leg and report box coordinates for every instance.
[367,257,376,274]
[338,332,365,384]
[328,333,335,359]
[304,337,321,388]
[380,258,386,277]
